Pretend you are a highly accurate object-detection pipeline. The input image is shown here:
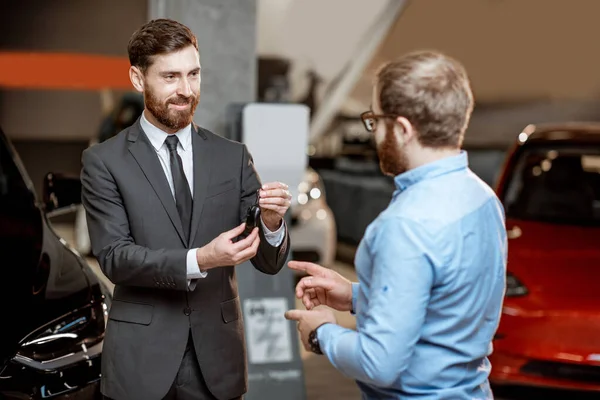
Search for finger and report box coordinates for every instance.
[235,242,260,264]
[303,292,320,310]
[303,296,312,310]
[235,251,256,265]
[288,261,327,277]
[295,276,318,297]
[232,227,259,250]
[233,228,259,255]
[242,232,260,260]
[295,276,334,301]
[259,195,287,204]
[259,197,290,206]
[260,188,291,200]
[300,276,336,291]
[298,285,315,302]
[300,286,316,299]
[258,204,288,214]
[296,280,331,310]
[262,182,289,191]
[224,222,247,239]
[284,309,307,321]
[295,279,309,298]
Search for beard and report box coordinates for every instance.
[145,85,199,131]
[377,122,408,177]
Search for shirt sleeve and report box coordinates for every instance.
[317,217,434,387]
[260,216,286,247]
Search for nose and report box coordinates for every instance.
[177,77,192,97]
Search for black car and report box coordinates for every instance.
[0,126,111,399]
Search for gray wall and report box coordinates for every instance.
[1,0,147,196]
[0,0,147,141]
[149,0,257,137]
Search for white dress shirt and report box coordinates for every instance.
[140,112,285,287]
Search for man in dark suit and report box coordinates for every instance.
[81,19,291,400]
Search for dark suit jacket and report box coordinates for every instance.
[81,119,289,400]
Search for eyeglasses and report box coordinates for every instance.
[360,111,399,132]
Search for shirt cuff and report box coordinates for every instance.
[260,216,285,247]
[316,323,350,359]
[351,282,359,315]
[186,248,207,280]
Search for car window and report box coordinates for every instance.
[503,144,600,226]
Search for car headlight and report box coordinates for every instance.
[13,298,107,370]
[505,272,528,297]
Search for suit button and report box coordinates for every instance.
[183,307,191,316]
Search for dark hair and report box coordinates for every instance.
[377,50,474,149]
[128,18,198,72]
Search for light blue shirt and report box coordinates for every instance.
[140,113,285,289]
[317,151,507,399]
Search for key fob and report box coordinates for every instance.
[241,189,261,238]
[243,205,261,236]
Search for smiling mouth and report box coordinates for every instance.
[169,103,190,110]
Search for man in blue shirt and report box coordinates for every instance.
[285,50,507,399]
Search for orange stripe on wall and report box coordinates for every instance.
[0,52,133,90]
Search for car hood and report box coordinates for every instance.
[498,312,600,364]
[507,218,600,309]
[0,129,95,368]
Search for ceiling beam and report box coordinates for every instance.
[308,0,409,144]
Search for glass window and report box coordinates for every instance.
[503,144,600,226]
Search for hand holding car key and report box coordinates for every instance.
[243,182,291,235]
[198,182,290,268]
[257,181,292,231]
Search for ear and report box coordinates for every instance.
[394,116,415,145]
[129,66,145,93]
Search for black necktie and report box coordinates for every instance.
[165,135,193,242]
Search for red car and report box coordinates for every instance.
[489,122,600,391]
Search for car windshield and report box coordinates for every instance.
[503,144,600,226]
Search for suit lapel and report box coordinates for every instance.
[127,119,187,246]
[188,124,211,246]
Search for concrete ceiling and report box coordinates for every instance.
[258,0,600,147]
[349,0,600,109]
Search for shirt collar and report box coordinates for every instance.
[393,150,469,193]
[140,111,192,152]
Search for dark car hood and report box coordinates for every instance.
[506,218,600,310]
[0,129,95,367]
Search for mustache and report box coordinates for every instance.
[167,95,195,106]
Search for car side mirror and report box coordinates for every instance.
[43,172,82,214]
